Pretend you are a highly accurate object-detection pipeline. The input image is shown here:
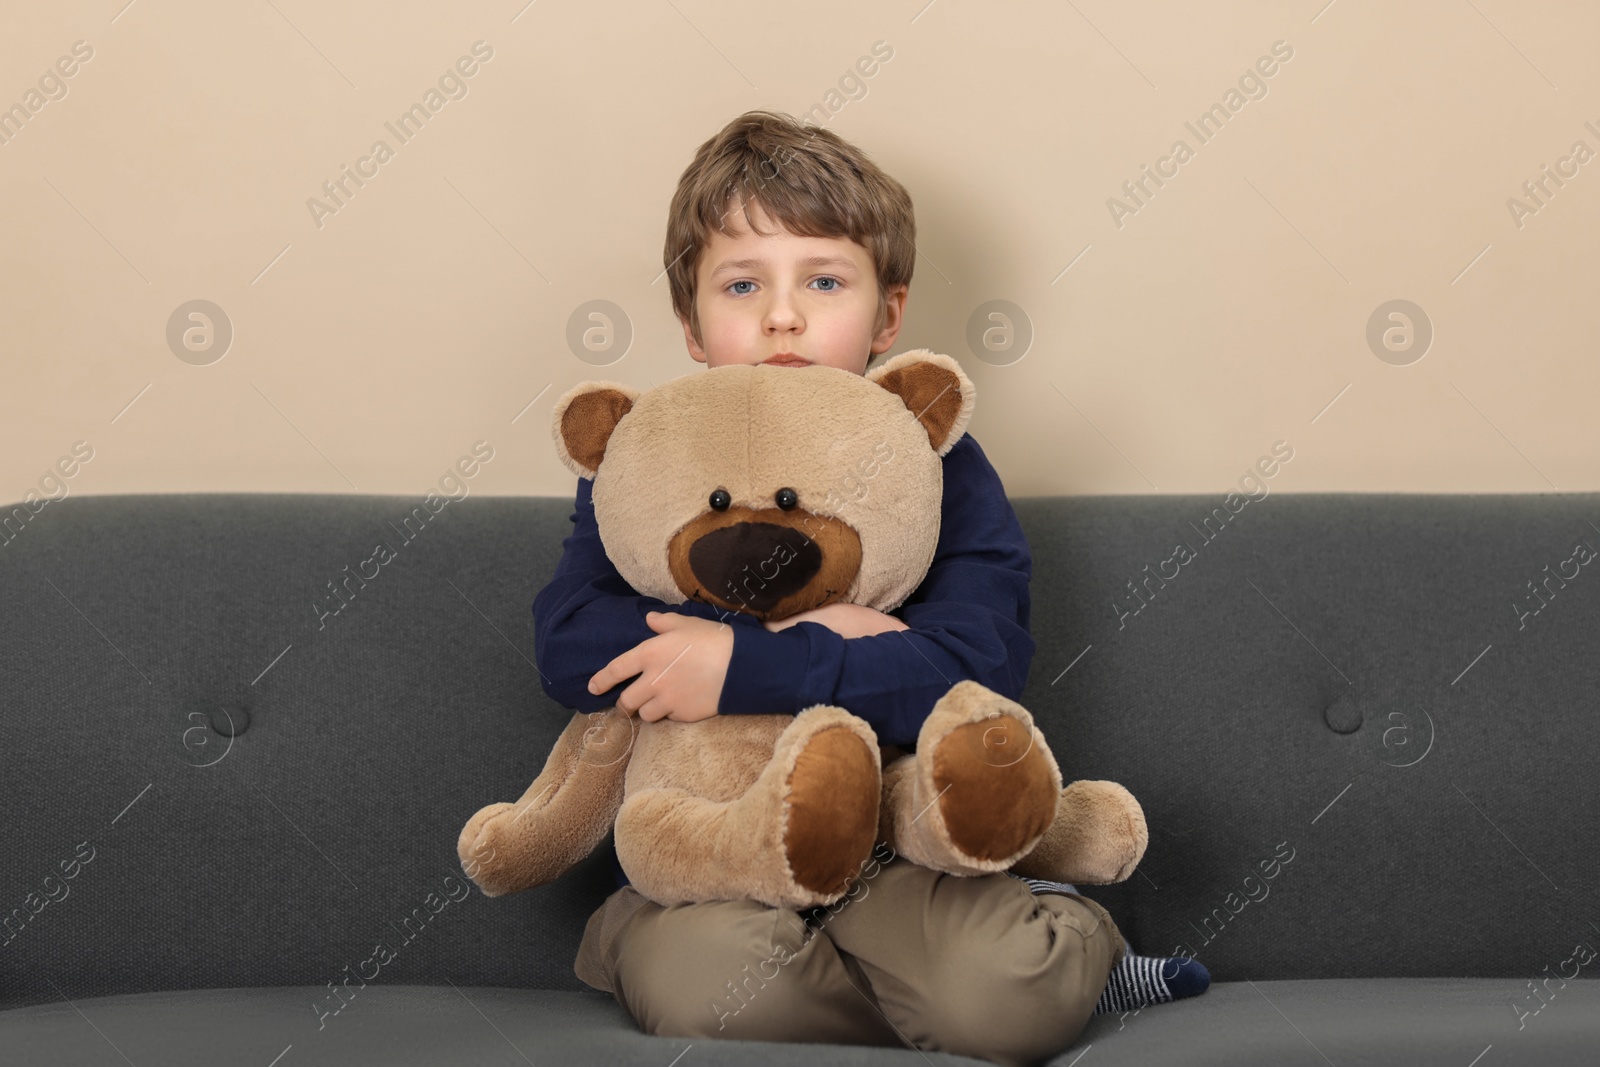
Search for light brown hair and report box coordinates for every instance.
[664,110,916,362]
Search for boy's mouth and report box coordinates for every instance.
[762,354,808,367]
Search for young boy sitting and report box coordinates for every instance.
[534,110,1206,1065]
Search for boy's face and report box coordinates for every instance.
[681,198,907,375]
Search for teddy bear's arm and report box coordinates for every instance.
[457,709,637,897]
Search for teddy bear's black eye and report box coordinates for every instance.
[775,487,798,510]
[709,488,731,511]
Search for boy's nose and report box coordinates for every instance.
[689,521,821,614]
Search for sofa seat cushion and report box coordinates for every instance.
[1076,977,1599,1066]
[2,980,1593,1065]
[0,985,961,1065]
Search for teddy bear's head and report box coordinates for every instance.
[551,350,975,622]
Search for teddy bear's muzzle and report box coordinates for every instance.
[668,506,865,620]
[690,521,821,613]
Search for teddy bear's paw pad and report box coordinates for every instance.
[783,726,880,896]
[931,714,1060,864]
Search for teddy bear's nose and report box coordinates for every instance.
[689,521,822,614]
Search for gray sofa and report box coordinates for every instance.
[3,490,1595,1066]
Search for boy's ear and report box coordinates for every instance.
[552,380,640,479]
[679,312,709,364]
[866,350,975,456]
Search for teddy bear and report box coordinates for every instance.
[457,350,1148,910]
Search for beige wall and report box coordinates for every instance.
[4,0,1596,511]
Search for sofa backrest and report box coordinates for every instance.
[1,492,1595,1011]
[1025,491,1598,984]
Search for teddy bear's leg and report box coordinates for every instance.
[879,680,1061,877]
[456,707,637,897]
[1008,780,1149,885]
[614,706,880,911]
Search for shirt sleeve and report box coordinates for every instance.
[716,434,1036,748]
[531,476,763,714]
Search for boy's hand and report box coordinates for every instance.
[587,611,733,724]
[764,602,909,639]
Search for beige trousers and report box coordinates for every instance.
[574,850,1123,1067]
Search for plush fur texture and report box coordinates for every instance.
[458,350,1149,909]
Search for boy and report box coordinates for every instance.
[534,111,1204,1065]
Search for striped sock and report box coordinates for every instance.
[1007,874,1081,896]
[1004,872,1211,1014]
[1094,952,1210,1014]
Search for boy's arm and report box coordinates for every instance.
[531,476,761,714]
[716,434,1035,747]
[534,435,1033,744]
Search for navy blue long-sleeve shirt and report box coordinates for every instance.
[530,433,1036,891]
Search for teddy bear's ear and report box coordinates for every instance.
[551,380,640,480]
[866,350,975,457]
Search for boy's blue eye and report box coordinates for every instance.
[725,277,841,295]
